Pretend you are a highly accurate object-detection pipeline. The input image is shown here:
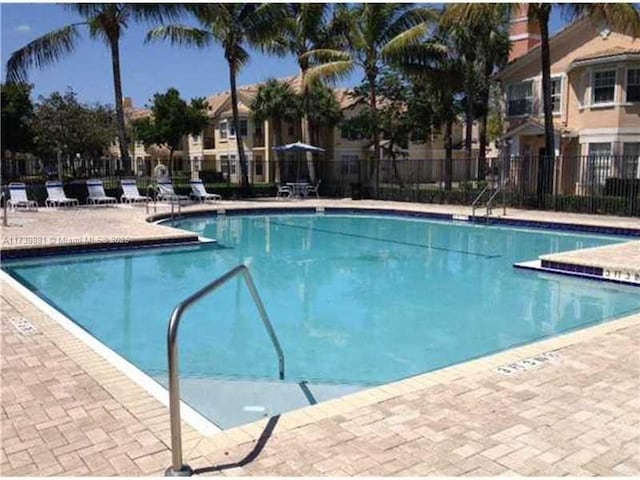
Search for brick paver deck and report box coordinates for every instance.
[1,200,639,476]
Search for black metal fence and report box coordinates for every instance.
[2,155,638,216]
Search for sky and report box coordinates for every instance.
[1,3,568,110]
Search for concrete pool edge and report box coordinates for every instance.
[146,204,640,237]
[0,269,221,438]
[2,263,639,452]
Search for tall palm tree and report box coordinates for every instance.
[305,4,437,188]
[250,78,302,182]
[441,4,510,174]
[269,4,347,180]
[392,37,464,191]
[447,3,640,194]
[5,4,180,173]
[147,4,282,195]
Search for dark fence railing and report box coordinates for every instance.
[2,155,638,216]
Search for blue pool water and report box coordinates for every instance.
[4,213,640,427]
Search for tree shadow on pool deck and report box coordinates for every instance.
[193,415,281,475]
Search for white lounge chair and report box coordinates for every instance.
[156,179,189,203]
[45,181,79,208]
[120,179,151,203]
[86,179,117,205]
[189,179,221,203]
[7,182,38,211]
[276,184,292,199]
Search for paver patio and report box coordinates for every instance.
[1,200,639,476]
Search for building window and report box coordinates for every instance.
[341,154,360,175]
[229,120,235,137]
[507,81,533,116]
[255,155,264,176]
[239,119,248,136]
[192,134,201,143]
[255,123,263,137]
[588,142,612,185]
[623,143,640,179]
[219,120,227,140]
[592,70,616,104]
[626,68,640,102]
[230,155,237,175]
[551,77,562,113]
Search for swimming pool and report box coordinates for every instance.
[4,212,640,428]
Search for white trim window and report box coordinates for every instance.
[507,81,533,116]
[592,70,616,104]
[551,77,562,114]
[588,142,612,186]
[622,142,640,179]
[626,68,640,102]
[219,120,228,140]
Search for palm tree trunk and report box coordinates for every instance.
[444,117,453,191]
[168,147,174,177]
[300,70,315,182]
[108,36,131,174]
[275,118,285,183]
[478,62,492,178]
[464,78,473,181]
[228,62,250,195]
[368,70,380,192]
[538,7,554,204]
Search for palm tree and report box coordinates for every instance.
[447,3,640,196]
[250,78,302,182]
[305,4,437,189]
[269,4,347,181]
[147,4,283,195]
[441,4,510,175]
[393,38,464,191]
[5,4,181,174]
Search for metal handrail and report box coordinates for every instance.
[485,186,503,218]
[145,184,157,214]
[471,185,490,218]
[165,264,285,477]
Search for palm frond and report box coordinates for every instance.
[305,60,355,87]
[569,3,640,38]
[5,24,82,83]
[129,3,186,24]
[145,25,212,48]
[381,22,430,61]
[302,48,351,64]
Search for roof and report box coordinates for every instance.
[572,46,640,63]
[503,118,576,139]
[496,17,589,80]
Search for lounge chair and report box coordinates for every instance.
[156,178,189,203]
[86,179,117,205]
[305,179,321,199]
[189,179,221,203]
[45,181,79,208]
[276,184,292,199]
[120,179,151,203]
[7,182,38,211]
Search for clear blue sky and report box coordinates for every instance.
[1,3,568,109]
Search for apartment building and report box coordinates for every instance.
[122,76,480,184]
[497,12,640,194]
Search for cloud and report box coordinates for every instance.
[15,25,31,33]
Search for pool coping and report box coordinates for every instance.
[147,205,640,237]
[3,266,638,457]
[3,204,640,450]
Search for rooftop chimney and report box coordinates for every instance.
[508,4,541,62]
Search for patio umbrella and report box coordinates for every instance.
[273,142,325,181]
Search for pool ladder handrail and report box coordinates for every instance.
[165,264,285,477]
[471,185,492,218]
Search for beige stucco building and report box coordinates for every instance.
[119,76,480,184]
[497,14,640,193]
